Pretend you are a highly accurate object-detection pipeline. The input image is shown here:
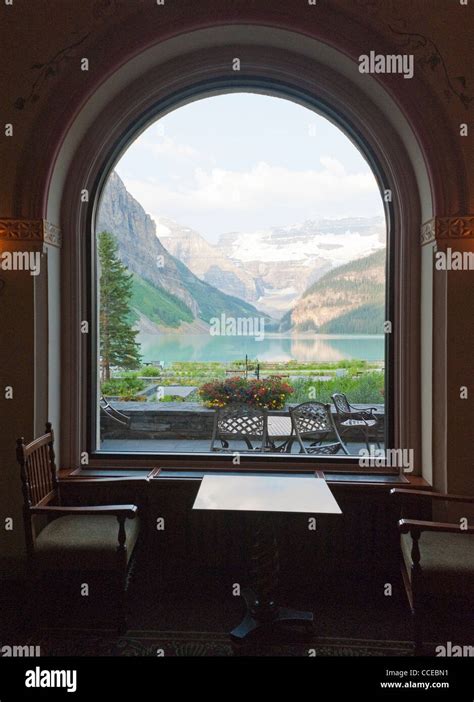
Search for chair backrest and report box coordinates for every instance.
[16,422,57,509]
[215,405,267,439]
[290,401,335,435]
[332,393,351,416]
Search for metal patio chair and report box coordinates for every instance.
[332,392,380,450]
[100,395,131,429]
[210,404,268,453]
[289,401,349,455]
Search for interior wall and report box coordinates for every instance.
[0,1,472,576]
[445,241,474,496]
[0,249,36,576]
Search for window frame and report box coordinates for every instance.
[86,79,395,474]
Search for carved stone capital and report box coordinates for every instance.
[420,219,436,246]
[0,219,62,248]
[43,221,62,247]
[421,216,474,246]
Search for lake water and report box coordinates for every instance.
[138,333,385,365]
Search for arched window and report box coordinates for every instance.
[93,92,391,470]
[51,31,428,476]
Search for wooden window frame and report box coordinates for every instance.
[57,42,423,476]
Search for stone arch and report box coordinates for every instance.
[40,26,438,477]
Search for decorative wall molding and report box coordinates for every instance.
[43,221,62,247]
[14,35,89,111]
[420,219,436,246]
[0,219,62,248]
[0,219,43,242]
[354,0,473,110]
[421,216,474,246]
[436,217,474,241]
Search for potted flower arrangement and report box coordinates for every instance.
[199,376,294,410]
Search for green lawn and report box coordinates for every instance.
[102,360,385,404]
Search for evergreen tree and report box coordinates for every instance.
[98,231,141,381]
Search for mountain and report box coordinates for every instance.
[158,218,260,302]
[157,216,386,319]
[97,172,386,335]
[280,249,386,334]
[216,217,385,318]
[96,172,263,332]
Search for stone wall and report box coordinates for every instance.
[101,402,385,442]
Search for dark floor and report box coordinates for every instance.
[1,549,471,656]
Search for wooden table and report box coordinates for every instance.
[193,474,342,641]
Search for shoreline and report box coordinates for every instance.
[138,331,385,340]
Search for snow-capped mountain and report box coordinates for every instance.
[158,218,260,303]
[158,215,385,319]
[97,173,263,333]
[98,174,386,333]
[216,217,385,317]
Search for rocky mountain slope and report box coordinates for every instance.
[158,218,260,303]
[217,217,385,317]
[97,172,386,336]
[158,216,385,319]
[280,249,386,334]
[96,172,262,332]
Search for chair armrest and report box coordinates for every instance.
[391,488,474,503]
[399,518,474,535]
[30,504,138,518]
[344,407,375,422]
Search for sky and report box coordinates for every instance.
[114,93,384,244]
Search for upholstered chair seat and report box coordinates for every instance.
[401,530,474,599]
[35,515,140,570]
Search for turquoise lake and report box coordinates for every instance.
[138,333,385,365]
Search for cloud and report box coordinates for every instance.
[131,130,200,160]
[121,157,380,225]
[319,156,347,177]
[150,137,199,159]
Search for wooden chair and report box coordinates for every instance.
[290,401,349,455]
[210,405,268,453]
[16,422,140,632]
[391,488,474,654]
[332,393,380,449]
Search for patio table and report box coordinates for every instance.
[266,415,294,452]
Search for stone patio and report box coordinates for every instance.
[101,438,381,456]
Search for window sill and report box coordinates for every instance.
[61,466,428,489]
